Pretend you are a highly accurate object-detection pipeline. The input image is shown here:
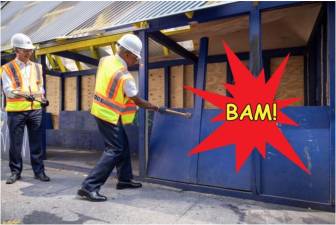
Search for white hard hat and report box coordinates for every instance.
[11,33,35,50]
[117,34,142,59]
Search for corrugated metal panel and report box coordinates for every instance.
[69,1,230,36]
[1,1,110,50]
[1,1,231,50]
[70,1,141,36]
[1,2,62,49]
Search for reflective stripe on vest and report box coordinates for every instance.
[91,56,137,125]
[93,94,137,114]
[4,61,42,112]
[6,62,21,88]
[107,70,128,98]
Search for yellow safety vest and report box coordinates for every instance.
[2,60,43,112]
[91,56,137,125]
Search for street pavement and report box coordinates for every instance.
[1,159,335,224]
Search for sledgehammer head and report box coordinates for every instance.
[185,112,192,119]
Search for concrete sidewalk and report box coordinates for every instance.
[1,159,335,224]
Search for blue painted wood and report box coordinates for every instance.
[164,66,170,107]
[47,111,139,153]
[327,1,335,206]
[59,111,98,130]
[193,37,209,183]
[46,129,104,150]
[62,69,97,77]
[249,4,263,195]
[322,16,328,106]
[148,31,198,63]
[197,109,252,191]
[193,2,252,23]
[147,38,209,183]
[148,14,190,32]
[304,54,308,106]
[138,30,149,177]
[261,107,331,203]
[129,47,303,71]
[76,76,81,111]
[46,69,62,77]
[1,53,15,65]
[258,1,306,11]
[263,56,271,81]
[44,47,305,77]
[147,109,198,182]
[45,113,53,129]
[61,77,65,111]
[47,127,139,153]
[53,51,99,66]
[306,6,326,106]
[41,54,47,159]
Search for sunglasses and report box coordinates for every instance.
[17,48,33,53]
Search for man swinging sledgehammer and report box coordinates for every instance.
[77,34,166,202]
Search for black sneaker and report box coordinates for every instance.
[116,180,142,190]
[6,173,21,184]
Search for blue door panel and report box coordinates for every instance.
[197,109,252,191]
[147,109,198,183]
[261,107,331,203]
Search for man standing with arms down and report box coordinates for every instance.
[77,34,164,201]
[2,33,50,184]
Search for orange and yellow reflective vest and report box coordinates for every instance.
[91,56,137,125]
[2,60,43,112]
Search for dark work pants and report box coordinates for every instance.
[7,109,45,175]
[82,117,133,192]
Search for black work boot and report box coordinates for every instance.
[116,180,142,190]
[6,173,21,184]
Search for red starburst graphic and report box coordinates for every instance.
[185,42,310,174]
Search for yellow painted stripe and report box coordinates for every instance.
[54,56,67,72]
[35,33,129,56]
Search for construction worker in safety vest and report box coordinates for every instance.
[78,34,165,202]
[1,33,50,184]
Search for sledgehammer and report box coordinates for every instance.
[160,108,192,119]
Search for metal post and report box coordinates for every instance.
[327,1,335,206]
[164,66,170,107]
[41,55,47,159]
[61,76,65,111]
[249,3,263,195]
[192,37,209,183]
[138,30,149,178]
[76,76,81,111]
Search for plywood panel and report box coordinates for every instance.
[271,56,304,106]
[184,65,194,108]
[170,65,184,108]
[46,75,60,129]
[205,62,227,109]
[148,68,164,107]
[81,75,96,111]
[64,77,77,111]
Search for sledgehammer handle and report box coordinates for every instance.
[163,109,192,119]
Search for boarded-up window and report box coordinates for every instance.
[271,56,304,106]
